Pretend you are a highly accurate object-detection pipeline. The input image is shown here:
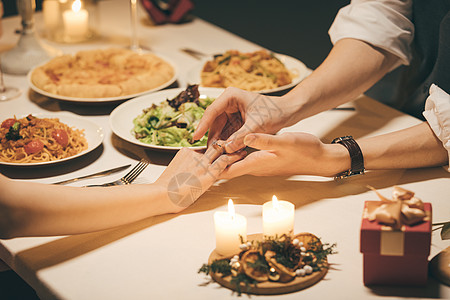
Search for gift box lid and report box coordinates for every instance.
[360,201,432,256]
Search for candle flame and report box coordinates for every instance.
[272,195,280,211]
[72,0,82,13]
[228,199,235,220]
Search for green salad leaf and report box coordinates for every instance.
[132,85,213,147]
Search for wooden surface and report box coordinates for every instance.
[208,233,328,295]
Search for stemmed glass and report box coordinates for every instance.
[0,61,20,101]
[130,0,141,52]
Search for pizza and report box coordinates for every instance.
[30,48,175,98]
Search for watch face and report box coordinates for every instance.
[332,135,353,144]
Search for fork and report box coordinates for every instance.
[85,159,150,187]
[180,48,208,60]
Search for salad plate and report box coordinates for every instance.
[109,87,225,150]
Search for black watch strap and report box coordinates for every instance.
[331,136,365,179]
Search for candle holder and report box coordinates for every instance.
[43,0,98,43]
[201,233,336,295]
[2,0,60,75]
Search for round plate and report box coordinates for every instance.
[0,113,104,166]
[185,52,312,94]
[109,87,225,151]
[27,53,178,103]
[208,233,328,295]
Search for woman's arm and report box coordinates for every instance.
[0,147,245,238]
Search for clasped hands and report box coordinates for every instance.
[193,87,349,179]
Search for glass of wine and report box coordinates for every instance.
[130,0,141,52]
[0,61,20,101]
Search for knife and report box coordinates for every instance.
[51,164,132,185]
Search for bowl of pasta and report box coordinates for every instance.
[185,50,311,94]
[0,113,103,166]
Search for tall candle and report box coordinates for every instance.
[63,0,89,39]
[214,199,247,256]
[263,195,295,237]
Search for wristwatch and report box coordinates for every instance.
[331,135,365,179]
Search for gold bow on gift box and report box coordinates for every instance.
[367,186,429,229]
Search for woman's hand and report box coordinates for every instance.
[155,144,245,210]
[193,87,295,154]
[219,132,349,179]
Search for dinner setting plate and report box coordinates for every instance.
[185,52,312,94]
[27,52,178,103]
[109,87,225,151]
[0,113,104,166]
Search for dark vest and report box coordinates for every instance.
[367,0,450,120]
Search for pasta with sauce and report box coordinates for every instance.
[0,115,88,163]
[200,50,296,92]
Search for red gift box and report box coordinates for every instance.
[360,200,432,286]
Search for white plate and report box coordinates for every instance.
[0,113,104,166]
[27,53,178,103]
[185,52,312,94]
[110,87,225,151]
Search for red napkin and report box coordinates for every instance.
[140,0,194,25]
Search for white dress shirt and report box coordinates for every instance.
[423,84,450,171]
[329,0,450,169]
[328,0,414,69]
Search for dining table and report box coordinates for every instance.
[1,1,449,299]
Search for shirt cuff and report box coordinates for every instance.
[423,84,450,172]
[328,0,414,68]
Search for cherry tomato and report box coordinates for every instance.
[24,140,44,155]
[1,118,16,129]
[52,129,69,147]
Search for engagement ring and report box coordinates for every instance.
[211,141,225,154]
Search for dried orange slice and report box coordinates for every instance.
[241,250,269,282]
[264,250,296,282]
[294,232,322,252]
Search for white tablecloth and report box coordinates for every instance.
[0,1,449,299]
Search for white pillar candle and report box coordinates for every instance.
[214,199,247,256]
[63,0,89,39]
[43,0,60,31]
[263,195,295,237]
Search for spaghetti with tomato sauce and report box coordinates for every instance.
[0,114,88,163]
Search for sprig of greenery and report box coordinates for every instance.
[230,273,258,296]
[261,235,301,269]
[198,259,231,277]
[198,258,258,296]
[247,256,270,273]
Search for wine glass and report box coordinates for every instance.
[0,60,20,101]
[130,0,141,52]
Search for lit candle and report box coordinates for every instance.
[214,199,247,256]
[63,0,89,39]
[263,195,295,237]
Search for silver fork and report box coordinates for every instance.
[180,48,208,60]
[85,159,150,187]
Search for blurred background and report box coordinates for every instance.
[2,0,349,69]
